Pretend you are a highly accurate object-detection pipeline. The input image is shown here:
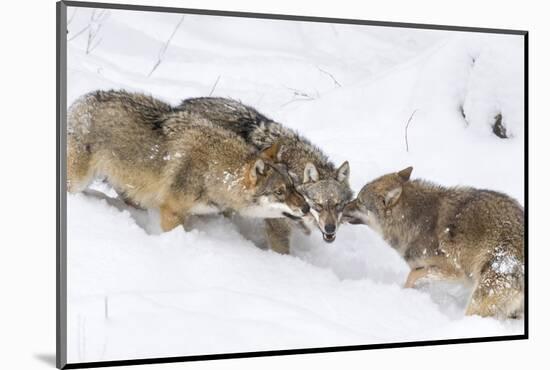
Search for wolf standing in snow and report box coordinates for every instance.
[343,167,524,318]
[67,90,309,232]
[178,97,353,253]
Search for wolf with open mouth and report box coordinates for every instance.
[178,97,353,253]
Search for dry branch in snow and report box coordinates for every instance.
[208,75,221,96]
[67,8,78,26]
[148,15,185,77]
[281,87,320,108]
[317,66,341,87]
[404,109,418,152]
[86,10,109,54]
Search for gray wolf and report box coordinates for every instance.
[177,97,353,253]
[67,90,309,233]
[343,166,524,319]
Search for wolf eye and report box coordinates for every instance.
[274,188,284,196]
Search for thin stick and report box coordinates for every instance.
[208,75,221,96]
[104,296,109,320]
[89,36,103,54]
[68,25,89,41]
[148,15,185,77]
[317,66,341,87]
[280,96,315,108]
[405,109,418,152]
[68,8,78,25]
[280,86,319,107]
[85,9,109,54]
[330,24,339,37]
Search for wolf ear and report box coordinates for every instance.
[248,159,266,186]
[397,166,413,182]
[384,187,402,208]
[260,142,283,162]
[303,162,319,183]
[336,161,350,183]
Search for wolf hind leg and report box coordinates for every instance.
[466,260,524,319]
[67,137,94,193]
[265,218,291,254]
[404,263,463,288]
[113,187,144,210]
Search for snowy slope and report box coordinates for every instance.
[66,7,525,363]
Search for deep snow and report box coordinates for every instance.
[65,7,525,363]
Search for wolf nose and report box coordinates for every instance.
[301,204,310,214]
[324,224,336,233]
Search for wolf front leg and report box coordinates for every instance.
[160,204,182,232]
[159,198,194,232]
[265,218,292,254]
[67,136,94,193]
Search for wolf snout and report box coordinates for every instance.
[324,224,336,233]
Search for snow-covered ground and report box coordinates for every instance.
[65,7,525,364]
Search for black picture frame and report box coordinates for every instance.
[56,1,529,368]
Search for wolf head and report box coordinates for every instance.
[298,161,353,243]
[343,166,413,232]
[243,143,310,220]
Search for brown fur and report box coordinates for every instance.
[67,90,309,234]
[344,167,524,319]
[177,97,354,250]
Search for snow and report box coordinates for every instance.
[66,7,524,364]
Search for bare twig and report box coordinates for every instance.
[68,8,78,26]
[104,296,109,320]
[280,94,316,107]
[404,109,418,152]
[208,75,221,96]
[85,9,109,54]
[330,24,339,37]
[317,66,341,87]
[86,27,94,54]
[68,24,89,41]
[89,36,103,54]
[148,60,162,77]
[280,86,319,108]
[280,97,315,108]
[148,15,185,77]
[284,86,320,98]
